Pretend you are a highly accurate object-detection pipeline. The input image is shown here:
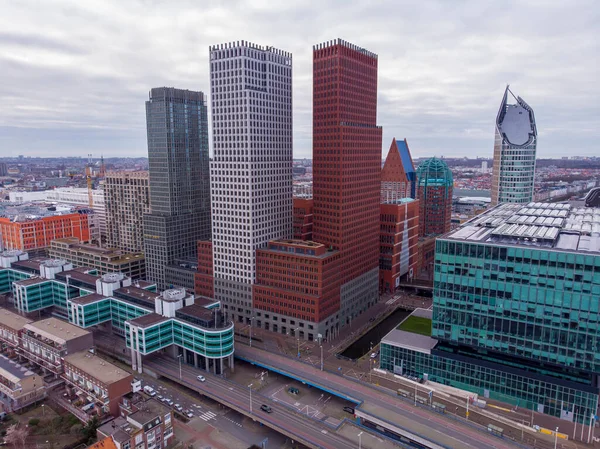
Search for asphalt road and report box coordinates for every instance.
[145,355,372,449]
[236,345,528,449]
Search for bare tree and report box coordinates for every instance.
[5,424,29,449]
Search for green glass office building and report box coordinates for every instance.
[381,202,600,424]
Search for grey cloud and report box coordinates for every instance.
[0,0,598,158]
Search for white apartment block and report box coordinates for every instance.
[209,41,293,322]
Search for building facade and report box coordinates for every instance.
[63,351,133,417]
[0,355,45,412]
[416,157,453,238]
[49,238,145,279]
[0,211,92,254]
[293,198,313,241]
[379,199,419,293]
[381,138,416,202]
[381,202,600,424]
[491,86,537,206]
[45,188,107,242]
[143,87,211,289]
[253,239,340,339]
[20,318,94,377]
[209,41,293,323]
[105,171,150,253]
[312,39,382,326]
[194,241,213,298]
[98,394,174,449]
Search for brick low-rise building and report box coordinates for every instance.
[0,308,32,356]
[98,393,174,449]
[0,210,93,255]
[379,198,420,293]
[0,354,45,412]
[63,352,133,417]
[253,239,340,340]
[20,317,93,376]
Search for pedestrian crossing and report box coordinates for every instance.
[385,297,398,305]
[223,415,243,427]
[198,411,217,422]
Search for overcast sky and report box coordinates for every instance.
[1,0,598,159]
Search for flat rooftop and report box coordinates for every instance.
[381,329,437,354]
[127,313,169,328]
[10,258,44,272]
[445,202,600,253]
[0,308,33,331]
[24,317,90,344]
[14,277,48,287]
[0,354,35,383]
[51,238,145,264]
[64,352,131,384]
[177,303,214,321]
[114,286,158,307]
[70,293,107,305]
[56,269,100,285]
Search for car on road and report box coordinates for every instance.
[370,351,379,359]
[343,406,355,414]
[260,404,273,413]
[197,375,206,382]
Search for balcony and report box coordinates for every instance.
[61,375,108,406]
[19,349,62,374]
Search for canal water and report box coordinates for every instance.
[339,308,412,360]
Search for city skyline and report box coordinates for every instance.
[1,1,598,159]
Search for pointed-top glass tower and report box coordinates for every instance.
[491,86,537,206]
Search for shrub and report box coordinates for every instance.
[28,418,40,426]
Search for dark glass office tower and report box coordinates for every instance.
[143,87,211,289]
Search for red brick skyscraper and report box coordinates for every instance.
[312,39,382,325]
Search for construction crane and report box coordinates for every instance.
[86,153,94,208]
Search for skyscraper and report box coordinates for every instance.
[105,171,150,253]
[416,157,453,237]
[491,86,537,206]
[381,138,417,202]
[209,41,293,324]
[312,39,382,325]
[143,87,211,289]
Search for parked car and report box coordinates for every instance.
[288,387,300,395]
[343,406,355,414]
[186,411,194,418]
[157,395,164,401]
[260,404,273,413]
[174,404,183,412]
[165,399,174,406]
[197,375,206,382]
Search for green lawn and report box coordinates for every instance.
[397,316,432,336]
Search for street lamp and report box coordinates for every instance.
[248,383,253,414]
[320,345,323,371]
[41,404,45,416]
[358,431,363,449]
[177,353,183,380]
[554,426,559,449]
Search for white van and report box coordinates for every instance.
[143,385,156,396]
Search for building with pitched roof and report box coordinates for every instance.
[381,138,416,202]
